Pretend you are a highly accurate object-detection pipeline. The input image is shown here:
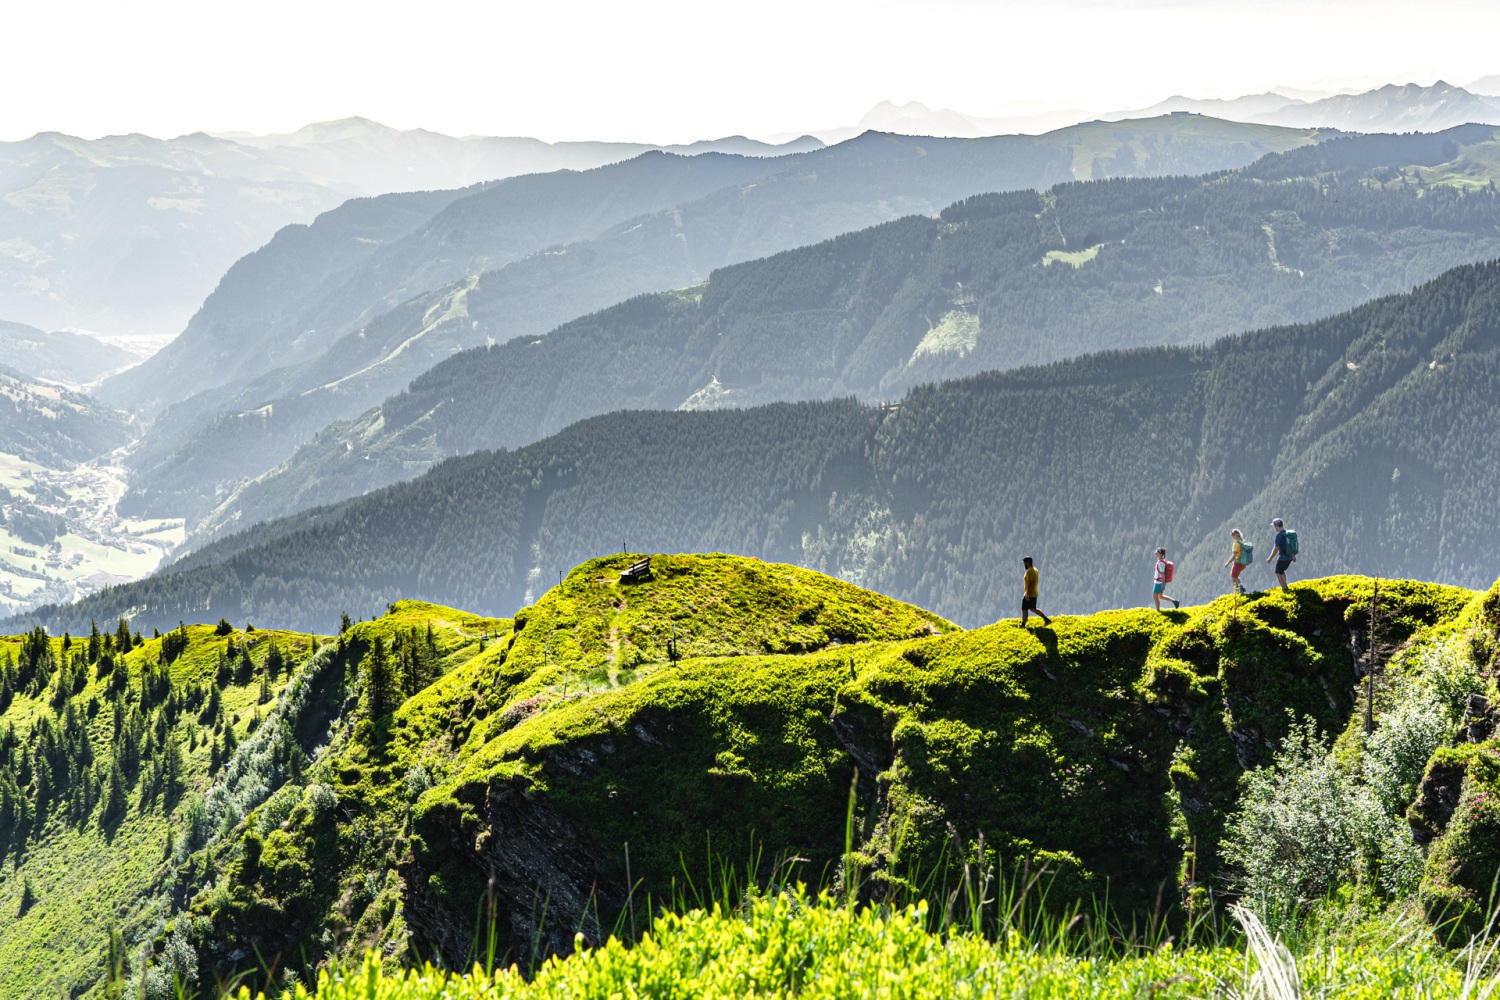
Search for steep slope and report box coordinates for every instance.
[172,126,1500,541]
[117,116,1324,517]
[17,258,1500,636]
[94,186,473,419]
[0,132,341,338]
[0,602,510,1000]
[101,556,1477,989]
[0,321,135,387]
[0,621,328,1000]
[98,151,791,419]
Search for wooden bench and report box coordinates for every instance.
[620,557,651,583]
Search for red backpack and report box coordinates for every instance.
[1163,560,1175,583]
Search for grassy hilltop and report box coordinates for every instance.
[5,553,1500,998]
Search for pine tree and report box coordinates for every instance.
[114,619,132,654]
[102,760,127,825]
[162,734,185,801]
[363,636,396,717]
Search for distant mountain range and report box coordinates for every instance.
[130,126,1500,547]
[7,81,1493,341]
[101,116,1328,529]
[1115,82,1500,133]
[0,320,134,386]
[824,81,1500,142]
[804,100,1092,143]
[20,255,1500,634]
[0,121,819,337]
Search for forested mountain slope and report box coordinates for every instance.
[175,126,1500,542]
[98,152,787,419]
[116,116,1323,521]
[0,366,133,469]
[0,606,506,1000]
[0,620,325,999]
[20,258,1500,634]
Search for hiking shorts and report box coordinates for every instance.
[1152,582,1165,595]
[1021,596,1038,612]
[1231,563,1246,581]
[1275,559,1293,575]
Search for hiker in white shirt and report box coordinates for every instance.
[1152,547,1179,611]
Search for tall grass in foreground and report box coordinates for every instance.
[236,889,1500,1000]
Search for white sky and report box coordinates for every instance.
[2,0,1497,143]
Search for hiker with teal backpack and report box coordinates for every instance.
[1266,517,1299,591]
[1223,528,1252,595]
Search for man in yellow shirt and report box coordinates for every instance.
[1021,556,1052,627]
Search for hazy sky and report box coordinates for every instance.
[3,0,1497,143]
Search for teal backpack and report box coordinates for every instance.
[1238,541,1254,565]
[1283,530,1299,558]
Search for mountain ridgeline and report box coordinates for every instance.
[17,256,1500,635]
[133,126,1500,539]
[4,554,1495,997]
[110,116,1328,523]
[0,321,135,387]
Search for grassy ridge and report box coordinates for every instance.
[6,556,1497,996]
[170,553,1481,989]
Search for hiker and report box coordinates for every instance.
[1266,517,1298,591]
[1222,528,1251,595]
[1021,556,1052,627]
[1153,547,1179,610]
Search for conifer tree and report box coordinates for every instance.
[162,733,185,801]
[102,760,127,825]
[364,636,396,717]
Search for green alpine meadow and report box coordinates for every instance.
[6,553,1500,997]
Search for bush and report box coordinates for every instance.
[1222,717,1376,911]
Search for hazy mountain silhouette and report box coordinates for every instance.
[0,121,819,338]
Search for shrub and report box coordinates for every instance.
[1222,717,1373,911]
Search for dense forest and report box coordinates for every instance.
[147,126,1500,538]
[14,257,1500,634]
[116,116,1326,525]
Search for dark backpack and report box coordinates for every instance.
[1238,542,1254,565]
[1283,530,1299,558]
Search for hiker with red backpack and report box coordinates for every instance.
[1153,547,1179,610]
[1266,517,1299,591]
